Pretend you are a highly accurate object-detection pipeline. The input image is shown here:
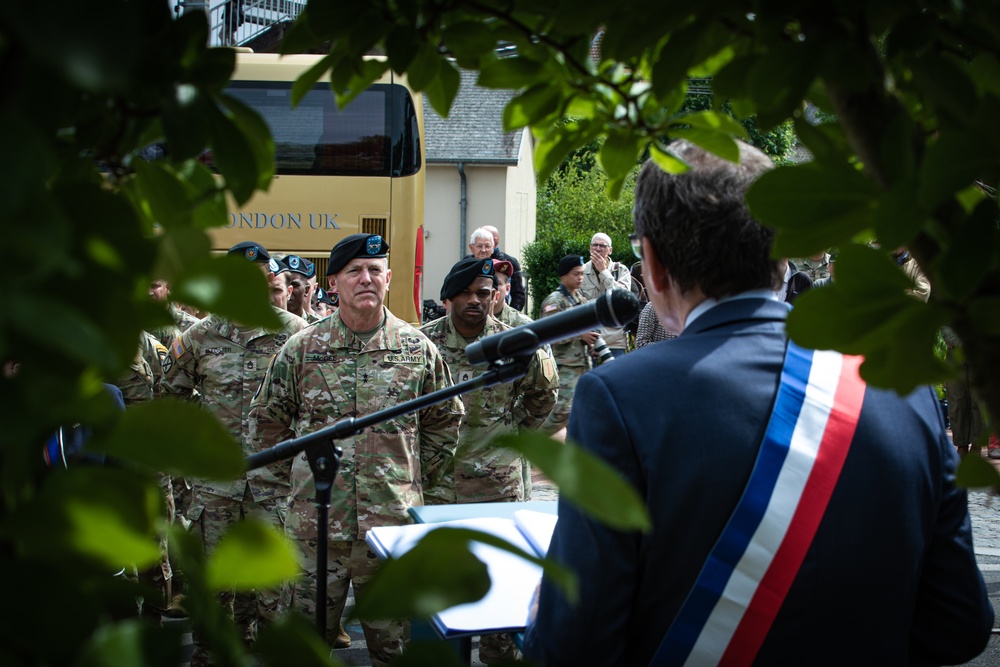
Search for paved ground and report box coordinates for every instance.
[959,448,1000,666]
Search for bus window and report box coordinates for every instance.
[224,82,420,178]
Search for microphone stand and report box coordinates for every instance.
[245,354,535,641]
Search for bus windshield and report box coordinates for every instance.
[225,81,421,178]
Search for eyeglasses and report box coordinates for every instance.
[590,243,610,249]
[629,234,643,260]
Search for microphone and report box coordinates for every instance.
[466,289,641,365]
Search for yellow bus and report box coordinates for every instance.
[209,53,426,323]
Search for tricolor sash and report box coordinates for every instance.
[650,342,866,667]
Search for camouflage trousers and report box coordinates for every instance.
[188,485,287,664]
[541,364,589,434]
[281,537,405,667]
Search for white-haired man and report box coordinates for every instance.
[579,232,632,358]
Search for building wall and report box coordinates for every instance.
[423,164,510,307]
[422,130,537,314]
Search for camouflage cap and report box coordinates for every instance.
[558,254,585,276]
[326,234,389,275]
[440,257,496,301]
[227,241,271,263]
[282,254,315,278]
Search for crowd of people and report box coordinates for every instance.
[103,140,994,666]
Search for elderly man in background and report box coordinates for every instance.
[579,232,632,358]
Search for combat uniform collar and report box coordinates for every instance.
[208,305,293,343]
[442,313,505,350]
[330,306,405,352]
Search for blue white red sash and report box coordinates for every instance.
[650,342,866,667]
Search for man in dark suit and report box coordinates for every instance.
[523,139,992,666]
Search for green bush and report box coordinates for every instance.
[524,165,639,317]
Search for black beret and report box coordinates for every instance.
[316,287,338,306]
[283,254,315,277]
[558,254,585,276]
[268,257,288,274]
[440,257,496,301]
[326,234,389,275]
[228,241,270,263]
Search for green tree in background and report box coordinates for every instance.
[525,100,797,317]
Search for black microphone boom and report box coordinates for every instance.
[466,290,641,365]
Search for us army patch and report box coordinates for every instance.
[543,303,559,313]
[171,337,185,359]
[385,353,423,364]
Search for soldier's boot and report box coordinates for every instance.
[334,622,351,648]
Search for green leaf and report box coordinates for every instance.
[671,110,747,138]
[94,399,247,480]
[357,526,577,621]
[503,83,562,130]
[747,164,879,258]
[205,102,260,205]
[424,60,462,118]
[388,641,468,667]
[178,160,229,230]
[8,294,122,371]
[969,297,1000,336]
[76,619,183,667]
[335,59,391,110]
[162,85,210,161]
[787,245,952,393]
[219,92,276,191]
[598,132,643,182]
[6,467,162,571]
[956,451,1000,489]
[386,24,421,75]
[649,142,690,174]
[206,519,299,592]
[173,254,282,329]
[406,42,442,92]
[254,612,340,667]
[497,433,652,532]
[278,9,325,55]
[669,128,739,163]
[919,132,1000,209]
[356,528,490,619]
[910,51,978,124]
[442,21,496,61]
[477,57,546,89]
[873,179,925,251]
[134,160,192,229]
[291,52,337,108]
[935,201,996,301]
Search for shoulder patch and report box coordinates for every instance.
[171,337,186,359]
[543,303,559,313]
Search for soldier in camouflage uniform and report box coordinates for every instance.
[789,251,832,282]
[490,259,541,500]
[491,259,533,329]
[114,330,177,617]
[148,279,201,347]
[281,254,323,324]
[540,255,599,434]
[249,234,462,666]
[160,241,308,656]
[421,257,557,664]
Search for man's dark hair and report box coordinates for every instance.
[633,140,780,299]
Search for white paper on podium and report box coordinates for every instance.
[365,515,557,638]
